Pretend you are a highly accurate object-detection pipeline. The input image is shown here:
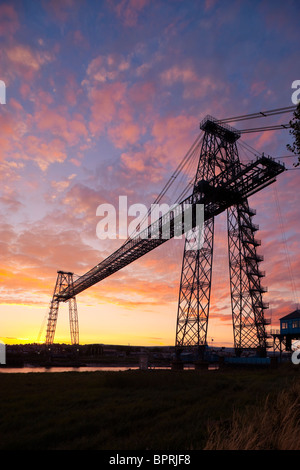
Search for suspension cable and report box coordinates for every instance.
[240,123,291,133]
[126,105,296,239]
[273,185,299,308]
[126,132,203,239]
[218,106,296,124]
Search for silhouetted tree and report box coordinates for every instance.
[287,103,300,167]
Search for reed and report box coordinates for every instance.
[204,380,300,450]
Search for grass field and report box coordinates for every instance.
[0,364,299,450]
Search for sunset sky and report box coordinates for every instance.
[0,0,299,347]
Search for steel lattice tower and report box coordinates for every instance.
[43,115,285,349]
[175,117,269,355]
[45,271,79,346]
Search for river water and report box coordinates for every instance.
[0,365,183,373]
[0,366,142,373]
[0,364,203,373]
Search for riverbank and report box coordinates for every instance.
[0,363,299,450]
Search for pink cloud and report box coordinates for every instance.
[0,220,107,305]
[0,113,15,161]
[33,103,89,147]
[0,3,19,38]
[108,120,143,148]
[42,0,78,23]
[249,130,277,151]
[161,65,222,100]
[205,0,218,11]
[83,57,155,147]
[151,113,199,166]
[0,97,87,174]
[69,158,82,167]
[250,81,267,96]
[22,135,68,171]
[85,53,130,84]
[161,66,198,85]
[120,139,169,186]
[4,44,54,82]
[72,29,89,49]
[128,81,157,119]
[63,75,82,106]
[109,0,150,27]
[87,81,127,135]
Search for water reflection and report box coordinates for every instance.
[0,363,220,373]
[0,366,140,373]
[0,365,201,373]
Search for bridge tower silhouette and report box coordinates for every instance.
[46,271,79,346]
[44,114,287,355]
[176,117,270,355]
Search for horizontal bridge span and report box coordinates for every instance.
[56,155,285,301]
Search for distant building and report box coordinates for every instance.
[272,309,300,353]
[280,309,300,336]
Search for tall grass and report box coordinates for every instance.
[0,366,299,450]
[204,380,300,450]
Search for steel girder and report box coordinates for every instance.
[45,271,79,345]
